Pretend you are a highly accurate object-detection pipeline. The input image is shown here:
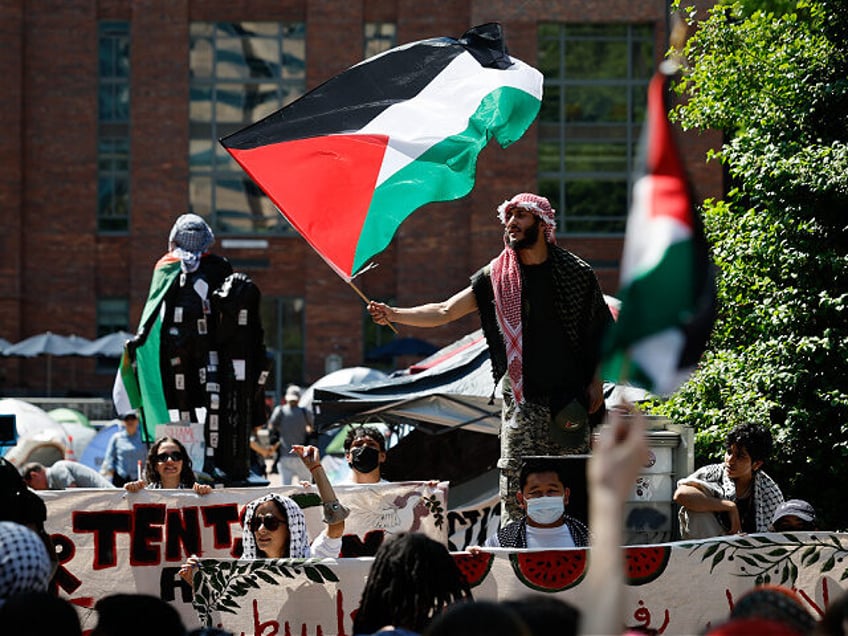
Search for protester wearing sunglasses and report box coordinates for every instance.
[123,437,212,495]
[179,444,348,586]
[240,444,348,559]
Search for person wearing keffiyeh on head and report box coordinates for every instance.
[0,521,54,607]
[169,213,217,273]
[368,193,611,524]
[238,444,348,559]
[179,445,348,586]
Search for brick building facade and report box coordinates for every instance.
[0,0,721,400]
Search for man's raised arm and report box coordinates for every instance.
[367,286,477,328]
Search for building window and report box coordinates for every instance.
[364,22,396,59]
[262,296,305,400]
[189,22,306,235]
[96,298,129,373]
[537,23,655,235]
[98,21,130,233]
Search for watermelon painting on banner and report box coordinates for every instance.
[192,534,848,634]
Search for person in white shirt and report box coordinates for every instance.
[483,457,589,548]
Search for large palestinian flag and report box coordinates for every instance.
[220,23,543,280]
[601,71,716,395]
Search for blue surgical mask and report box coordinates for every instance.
[525,496,565,524]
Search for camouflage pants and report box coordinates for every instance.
[497,385,590,525]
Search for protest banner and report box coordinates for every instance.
[38,481,447,630]
[192,533,848,635]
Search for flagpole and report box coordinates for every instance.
[347,281,399,334]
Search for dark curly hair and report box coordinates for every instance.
[343,425,386,453]
[353,532,472,635]
[144,437,196,488]
[726,422,774,466]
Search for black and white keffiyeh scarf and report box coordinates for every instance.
[240,493,311,559]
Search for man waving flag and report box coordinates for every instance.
[601,68,716,395]
[220,23,543,280]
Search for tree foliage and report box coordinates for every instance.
[650,0,848,529]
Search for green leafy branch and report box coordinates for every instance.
[192,558,339,626]
[681,533,848,586]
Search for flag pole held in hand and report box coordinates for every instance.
[348,281,398,334]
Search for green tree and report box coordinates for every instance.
[651,0,848,529]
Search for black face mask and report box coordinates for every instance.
[349,446,381,474]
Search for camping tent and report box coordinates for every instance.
[299,366,388,412]
[0,398,69,464]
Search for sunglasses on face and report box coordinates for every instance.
[154,451,184,463]
[249,513,287,533]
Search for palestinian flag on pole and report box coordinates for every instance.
[112,254,181,442]
[220,23,542,280]
[601,70,716,395]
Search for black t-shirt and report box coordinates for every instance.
[737,495,756,534]
[521,260,580,401]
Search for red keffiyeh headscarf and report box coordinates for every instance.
[490,193,557,405]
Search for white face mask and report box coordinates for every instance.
[525,496,565,525]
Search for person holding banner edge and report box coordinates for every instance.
[124,437,212,495]
[368,193,611,524]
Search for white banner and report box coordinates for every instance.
[39,481,448,630]
[192,533,848,635]
[446,490,500,551]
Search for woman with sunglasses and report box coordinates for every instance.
[124,437,212,495]
[239,444,348,559]
[179,444,347,584]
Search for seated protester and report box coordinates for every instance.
[21,460,116,490]
[341,425,389,484]
[770,499,818,532]
[180,445,347,584]
[483,457,589,549]
[124,437,212,495]
[674,422,784,539]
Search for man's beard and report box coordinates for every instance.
[506,217,541,250]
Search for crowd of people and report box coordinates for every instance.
[5,411,843,636]
[2,194,842,635]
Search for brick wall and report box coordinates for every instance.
[0,0,723,397]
